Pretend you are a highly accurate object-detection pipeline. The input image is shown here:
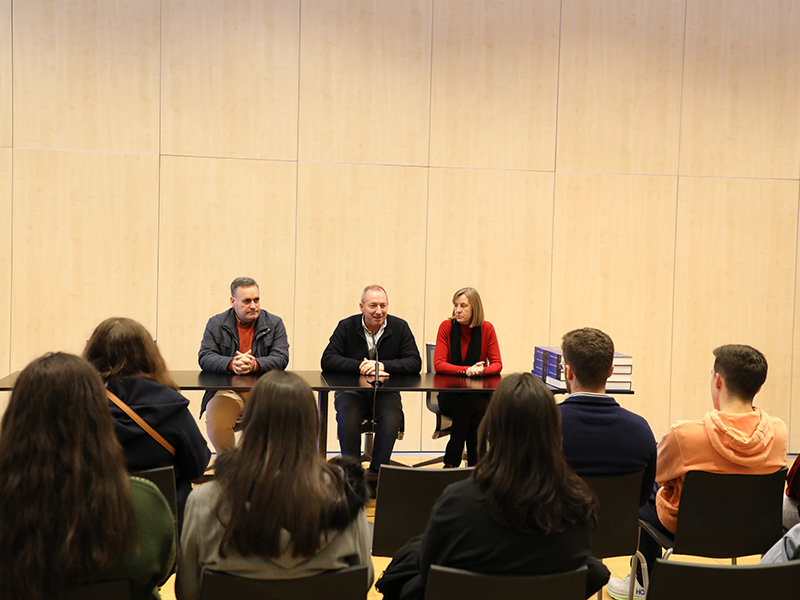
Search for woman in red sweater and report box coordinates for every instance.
[434,287,502,467]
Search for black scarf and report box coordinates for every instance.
[449,320,482,366]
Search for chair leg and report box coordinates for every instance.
[630,551,648,600]
[412,455,446,468]
[360,432,374,463]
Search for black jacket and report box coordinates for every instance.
[107,376,211,529]
[320,314,421,374]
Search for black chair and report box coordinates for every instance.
[639,467,787,563]
[132,465,178,519]
[646,558,800,600]
[372,465,474,557]
[582,471,648,600]
[199,564,369,600]
[66,580,130,600]
[425,564,587,600]
[414,342,458,468]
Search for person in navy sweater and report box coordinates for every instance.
[558,328,656,507]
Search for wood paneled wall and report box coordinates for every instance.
[2,0,800,452]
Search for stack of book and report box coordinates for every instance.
[532,346,633,391]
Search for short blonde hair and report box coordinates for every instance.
[451,287,484,328]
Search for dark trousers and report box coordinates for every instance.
[437,392,491,466]
[334,389,402,473]
[635,484,673,583]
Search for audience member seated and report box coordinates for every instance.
[759,522,800,563]
[607,344,788,600]
[433,286,502,467]
[377,372,609,600]
[84,317,211,531]
[0,352,175,600]
[176,370,373,600]
[782,455,800,530]
[558,327,657,506]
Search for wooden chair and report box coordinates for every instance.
[646,558,800,600]
[199,564,369,600]
[582,470,648,600]
[639,467,787,563]
[414,342,456,468]
[66,580,130,600]
[372,465,474,557]
[131,465,178,519]
[425,564,587,600]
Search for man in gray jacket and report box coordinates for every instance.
[198,276,289,452]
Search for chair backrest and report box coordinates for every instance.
[199,565,369,600]
[581,470,645,560]
[425,564,587,600]
[671,467,787,558]
[66,580,130,600]
[372,465,474,556]
[424,342,451,436]
[132,466,178,519]
[647,558,800,600]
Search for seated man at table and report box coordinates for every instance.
[607,344,788,600]
[558,327,657,507]
[198,276,289,453]
[321,285,421,478]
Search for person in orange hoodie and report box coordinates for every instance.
[607,344,787,600]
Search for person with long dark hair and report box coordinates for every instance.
[386,373,608,600]
[0,352,175,600]
[176,370,373,600]
[84,317,211,529]
[433,287,502,467]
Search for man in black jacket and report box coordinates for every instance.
[321,285,421,476]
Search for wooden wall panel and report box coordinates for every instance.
[13,0,160,154]
[670,178,798,428]
[161,0,300,160]
[0,0,10,147]
[157,156,297,371]
[0,149,10,375]
[680,0,800,178]
[295,163,428,451]
[557,0,684,175]
[298,0,432,166]
[429,0,560,171]
[425,169,555,374]
[10,150,159,369]
[550,174,678,437]
[423,168,554,451]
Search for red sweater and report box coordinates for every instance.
[434,320,502,376]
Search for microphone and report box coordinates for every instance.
[369,330,383,387]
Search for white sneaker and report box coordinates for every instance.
[606,574,645,600]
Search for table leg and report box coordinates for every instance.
[317,389,329,458]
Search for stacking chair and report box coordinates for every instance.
[414,342,456,467]
[646,558,800,600]
[372,465,474,557]
[425,564,587,600]
[132,465,178,519]
[581,471,648,600]
[66,580,130,600]
[199,564,369,600]
[638,467,787,564]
